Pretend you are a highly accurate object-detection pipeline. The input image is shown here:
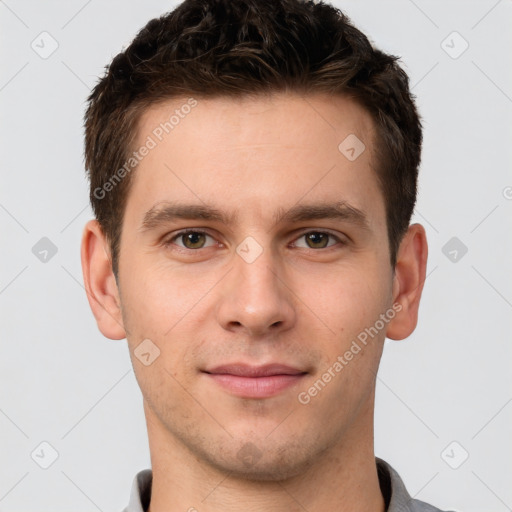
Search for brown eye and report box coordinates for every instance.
[305,232,330,248]
[293,231,342,250]
[181,232,207,249]
[167,230,215,250]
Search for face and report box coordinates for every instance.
[115,93,396,479]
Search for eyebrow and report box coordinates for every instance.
[275,202,370,231]
[140,200,370,232]
[141,202,237,231]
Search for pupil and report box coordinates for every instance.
[307,233,328,248]
[185,233,204,248]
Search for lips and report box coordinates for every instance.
[203,363,307,399]
[205,363,305,377]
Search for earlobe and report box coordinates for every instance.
[80,219,126,340]
[386,223,428,341]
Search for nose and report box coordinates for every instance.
[215,246,297,338]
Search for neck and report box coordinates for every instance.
[145,397,385,512]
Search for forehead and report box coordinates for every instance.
[126,92,384,230]
[136,92,375,154]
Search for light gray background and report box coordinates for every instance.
[1,1,511,511]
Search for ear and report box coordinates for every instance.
[386,223,428,341]
[81,219,126,340]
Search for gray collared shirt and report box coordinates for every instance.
[123,458,449,511]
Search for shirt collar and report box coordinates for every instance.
[123,468,151,512]
[123,458,443,512]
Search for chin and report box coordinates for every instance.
[199,437,322,482]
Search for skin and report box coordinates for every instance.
[81,92,428,512]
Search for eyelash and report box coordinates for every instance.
[163,229,346,251]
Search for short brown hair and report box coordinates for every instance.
[84,0,422,276]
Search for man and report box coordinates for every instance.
[80,0,446,510]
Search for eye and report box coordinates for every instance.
[166,230,217,250]
[163,229,344,252]
[293,231,343,249]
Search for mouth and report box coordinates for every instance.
[202,363,308,399]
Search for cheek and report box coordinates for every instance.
[293,260,391,338]
[118,258,203,336]
[118,262,220,383]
